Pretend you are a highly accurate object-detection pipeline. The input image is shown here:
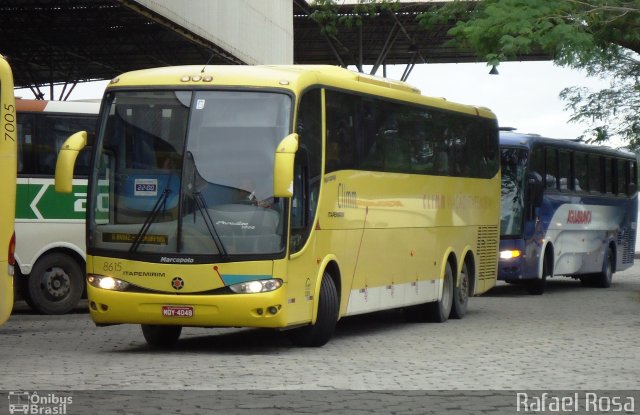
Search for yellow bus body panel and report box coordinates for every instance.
[0,55,17,325]
[87,256,290,327]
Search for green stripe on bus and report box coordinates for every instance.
[15,183,87,220]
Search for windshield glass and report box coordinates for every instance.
[89,90,291,260]
[500,147,528,236]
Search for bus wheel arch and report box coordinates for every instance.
[24,248,86,315]
[528,244,553,295]
[451,252,474,319]
[288,260,340,347]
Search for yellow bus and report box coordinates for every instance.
[56,65,500,347]
[0,55,17,325]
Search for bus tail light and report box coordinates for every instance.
[88,274,130,291]
[8,232,15,276]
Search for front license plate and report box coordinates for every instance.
[162,305,194,318]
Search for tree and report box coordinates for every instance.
[309,0,400,37]
[418,0,640,148]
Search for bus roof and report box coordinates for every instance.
[500,130,637,160]
[107,64,497,120]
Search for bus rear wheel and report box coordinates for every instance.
[27,253,84,315]
[426,262,454,323]
[141,325,182,348]
[450,262,469,319]
[288,272,339,347]
[595,248,614,288]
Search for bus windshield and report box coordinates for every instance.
[90,89,291,259]
[500,147,528,237]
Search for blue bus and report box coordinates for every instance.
[499,129,638,294]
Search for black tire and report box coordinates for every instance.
[27,253,85,315]
[425,262,453,323]
[527,254,549,295]
[579,275,596,287]
[288,273,339,347]
[595,248,614,288]
[141,325,182,348]
[450,262,469,319]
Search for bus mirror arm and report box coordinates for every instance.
[273,133,299,198]
[55,131,87,193]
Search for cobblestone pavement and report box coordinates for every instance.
[1,264,639,413]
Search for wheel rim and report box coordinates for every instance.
[442,269,453,312]
[458,269,469,304]
[41,266,71,300]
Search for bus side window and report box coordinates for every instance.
[545,147,558,190]
[291,89,322,254]
[17,113,36,175]
[616,159,626,195]
[529,145,545,187]
[604,157,613,194]
[558,150,570,191]
[588,155,602,194]
[629,161,638,196]
[574,152,588,192]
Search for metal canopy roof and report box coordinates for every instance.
[0,0,243,97]
[293,0,550,78]
[1,0,549,98]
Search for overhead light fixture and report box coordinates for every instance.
[489,65,499,75]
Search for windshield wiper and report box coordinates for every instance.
[192,191,228,258]
[129,188,171,255]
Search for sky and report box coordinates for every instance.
[382,60,612,142]
[16,60,613,144]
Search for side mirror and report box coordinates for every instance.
[273,133,299,198]
[55,131,87,193]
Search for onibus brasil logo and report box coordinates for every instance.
[7,391,73,414]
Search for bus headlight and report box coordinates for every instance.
[499,250,522,260]
[229,279,282,294]
[88,274,130,291]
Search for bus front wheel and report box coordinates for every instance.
[141,325,182,348]
[27,253,84,315]
[527,254,550,295]
[288,272,339,347]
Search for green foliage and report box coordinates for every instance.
[309,0,400,37]
[418,0,640,148]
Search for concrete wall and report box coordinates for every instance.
[135,0,293,64]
